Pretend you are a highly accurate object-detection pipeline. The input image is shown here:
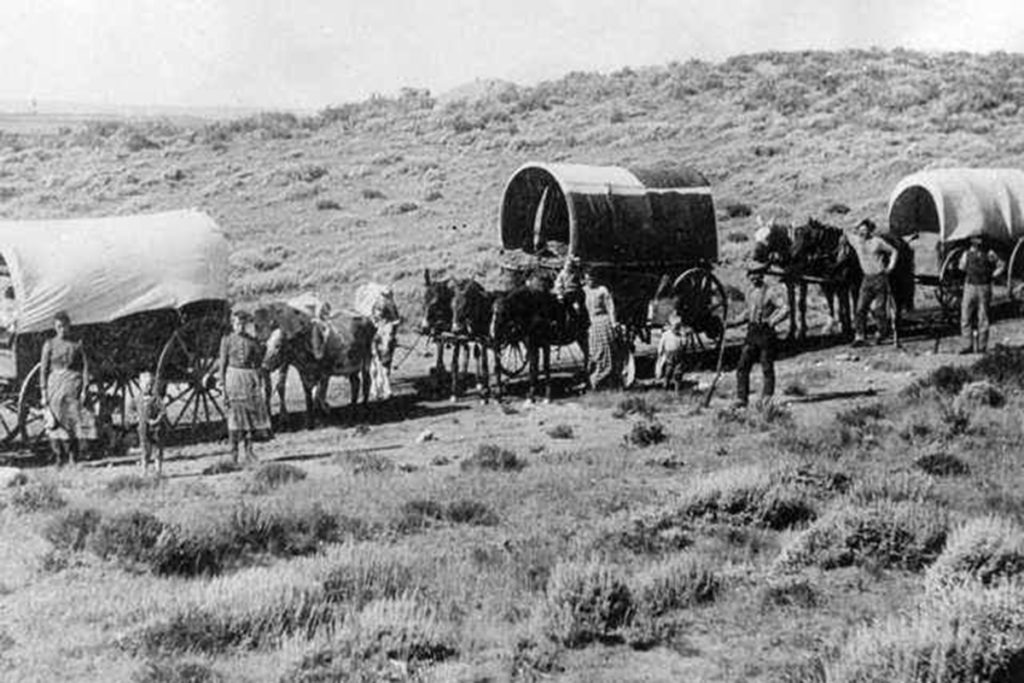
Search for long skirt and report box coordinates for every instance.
[588,314,621,390]
[46,369,96,442]
[225,367,271,436]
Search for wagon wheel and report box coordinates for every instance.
[0,386,20,445]
[16,363,47,452]
[938,247,965,321]
[672,268,728,361]
[498,340,528,377]
[156,316,227,432]
[1007,238,1024,308]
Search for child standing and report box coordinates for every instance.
[136,372,166,475]
[655,314,687,390]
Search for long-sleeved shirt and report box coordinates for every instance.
[847,233,896,276]
[741,282,781,326]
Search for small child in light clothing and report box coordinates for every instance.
[136,372,166,475]
[656,314,687,390]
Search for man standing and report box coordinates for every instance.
[958,235,1005,354]
[733,268,786,408]
[848,219,897,346]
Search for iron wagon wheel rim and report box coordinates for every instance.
[938,246,965,321]
[16,363,46,452]
[156,317,227,431]
[1008,238,1024,304]
[671,267,728,359]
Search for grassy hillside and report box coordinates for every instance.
[3,48,1024,312]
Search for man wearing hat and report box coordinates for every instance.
[957,234,1005,354]
[732,267,786,408]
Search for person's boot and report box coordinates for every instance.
[978,331,989,354]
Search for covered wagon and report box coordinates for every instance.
[887,168,1024,314]
[0,209,230,449]
[499,161,725,383]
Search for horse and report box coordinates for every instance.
[353,283,402,400]
[489,271,589,402]
[253,301,375,428]
[751,217,862,339]
[419,269,496,401]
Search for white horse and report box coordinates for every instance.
[353,283,402,400]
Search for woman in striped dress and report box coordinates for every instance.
[219,309,271,462]
[40,311,95,465]
[583,270,620,390]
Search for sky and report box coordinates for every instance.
[1,0,1023,111]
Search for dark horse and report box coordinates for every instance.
[489,272,589,402]
[254,302,375,428]
[753,218,863,339]
[419,269,495,401]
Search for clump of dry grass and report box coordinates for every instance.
[914,451,970,477]
[321,545,426,611]
[461,444,526,472]
[612,396,658,420]
[774,499,949,573]
[630,553,721,617]
[133,658,222,683]
[89,510,167,568]
[585,506,693,559]
[760,573,821,608]
[546,424,574,439]
[827,582,1024,682]
[538,560,634,648]
[246,462,307,493]
[846,469,938,505]
[288,598,457,680]
[678,464,817,530]
[43,506,102,552]
[9,479,66,513]
[106,473,161,494]
[925,516,1024,592]
[624,420,666,447]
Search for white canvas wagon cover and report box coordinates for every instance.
[0,209,228,334]
[888,168,1024,245]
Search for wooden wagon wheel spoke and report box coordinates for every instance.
[938,247,965,322]
[170,389,199,429]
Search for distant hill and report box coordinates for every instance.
[1,48,1023,311]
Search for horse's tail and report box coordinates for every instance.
[881,234,916,312]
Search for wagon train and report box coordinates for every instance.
[0,209,230,452]
[498,161,726,386]
[887,167,1024,319]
